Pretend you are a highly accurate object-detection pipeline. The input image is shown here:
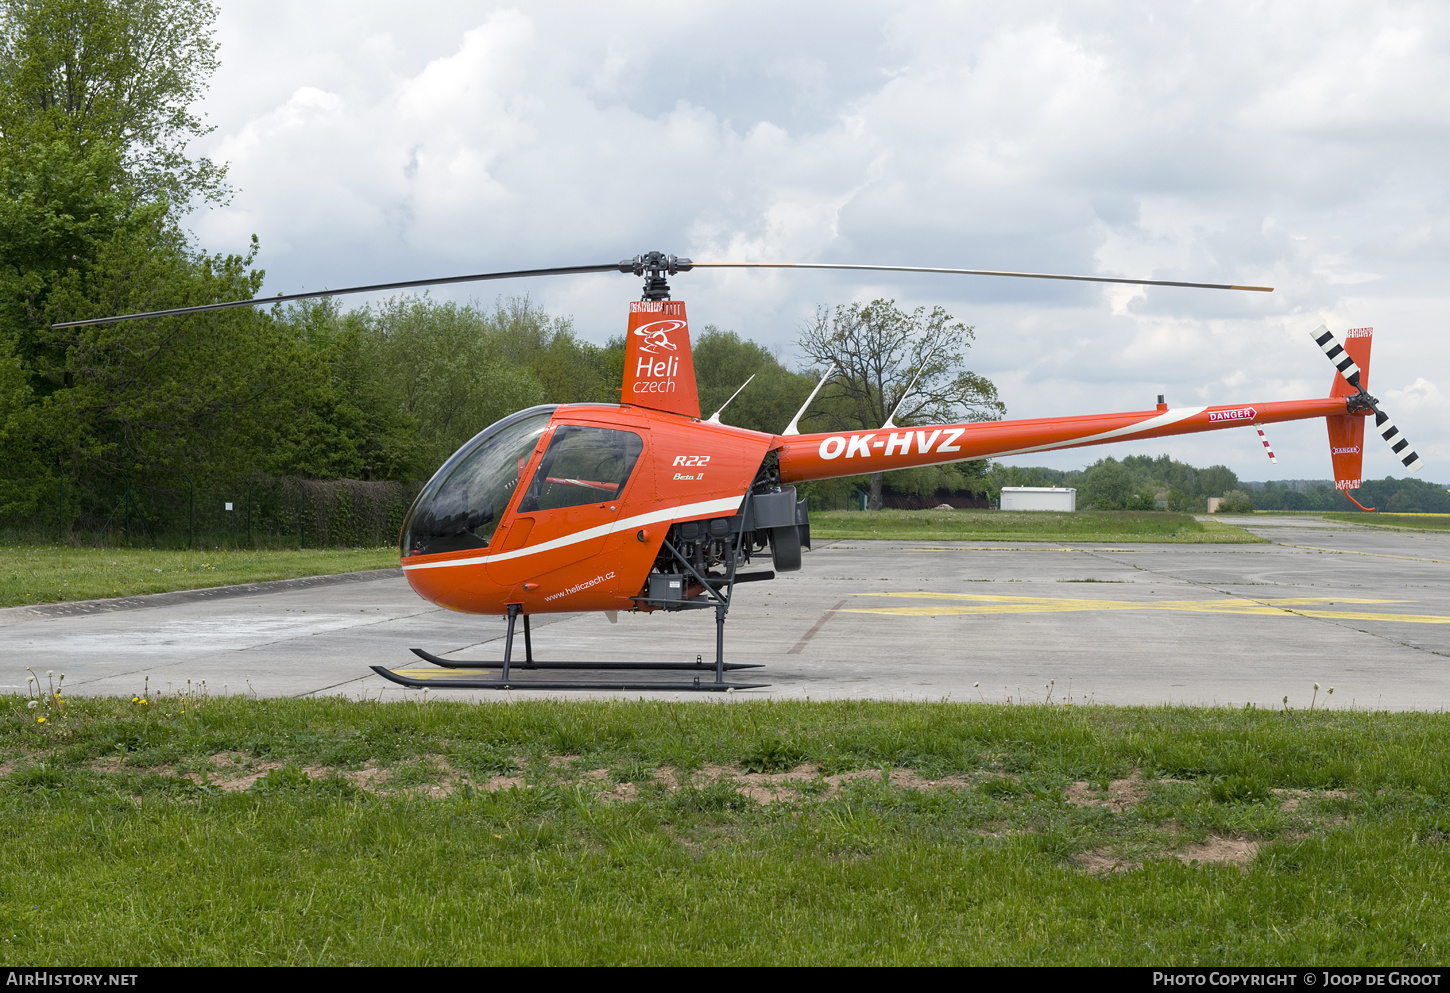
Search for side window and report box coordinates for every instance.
[518,425,644,513]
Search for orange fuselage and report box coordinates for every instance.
[401,395,1356,616]
[400,298,1366,617]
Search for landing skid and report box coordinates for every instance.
[370,668,765,692]
[409,647,761,671]
[371,537,770,691]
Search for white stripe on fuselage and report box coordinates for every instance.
[979,406,1208,459]
[401,495,746,572]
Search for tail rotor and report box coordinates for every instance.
[1310,324,1424,479]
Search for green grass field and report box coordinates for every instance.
[5,694,1449,965]
[0,545,400,609]
[811,509,1266,543]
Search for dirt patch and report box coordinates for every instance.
[375,755,468,798]
[885,768,975,791]
[1273,787,1350,812]
[1079,848,1136,873]
[600,781,639,803]
[1064,772,1151,812]
[346,762,390,791]
[208,759,283,792]
[1178,835,1258,867]
[594,764,974,805]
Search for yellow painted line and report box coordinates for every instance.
[901,546,1146,553]
[1278,543,1450,565]
[841,592,1450,624]
[862,591,1403,605]
[390,668,496,679]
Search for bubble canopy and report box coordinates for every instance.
[401,406,556,557]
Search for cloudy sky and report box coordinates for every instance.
[185,1,1450,482]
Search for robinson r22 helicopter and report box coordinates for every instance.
[58,252,1423,690]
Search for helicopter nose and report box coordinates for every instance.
[403,559,511,615]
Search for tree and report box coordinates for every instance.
[1081,457,1134,509]
[483,296,619,405]
[1196,465,1239,500]
[0,0,227,206]
[692,326,815,435]
[0,0,233,385]
[799,299,1004,510]
[1217,489,1256,513]
[0,0,301,530]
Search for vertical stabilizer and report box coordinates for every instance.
[1325,327,1372,491]
[622,300,700,419]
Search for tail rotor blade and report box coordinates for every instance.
[1311,324,1364,390]
[1373,409,1425,474]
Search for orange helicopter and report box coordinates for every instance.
[58,251,1422,690]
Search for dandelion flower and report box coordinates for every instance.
[26,701,37,710]
[36,717,45,724]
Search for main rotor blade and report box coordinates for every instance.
[49,262,624,328]
[689,261,1274,293]
[52,252,1272,329]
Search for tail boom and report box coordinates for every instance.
[775,397,1353,484]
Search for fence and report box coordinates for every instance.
[10,475,421,549]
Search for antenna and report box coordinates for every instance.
[706,374,756,424]
[783,364,835,436]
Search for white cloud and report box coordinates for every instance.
[187,0,1450,480]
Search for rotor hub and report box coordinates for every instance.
[619,251,693,300]
[1346,390,1381,415]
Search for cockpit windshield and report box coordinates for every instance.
[400,406,555,556]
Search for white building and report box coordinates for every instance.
[1000,486,1076,511]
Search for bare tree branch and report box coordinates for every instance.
[798,299,1005,509]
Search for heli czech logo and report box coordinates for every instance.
[1208,407,1257,423]
[629,308,688,395]
[634,319,684,355]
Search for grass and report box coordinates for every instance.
[1320,512,1450,532]
[0,545,400,608]
[4,694,1450,964]
[810,509,1266,543]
